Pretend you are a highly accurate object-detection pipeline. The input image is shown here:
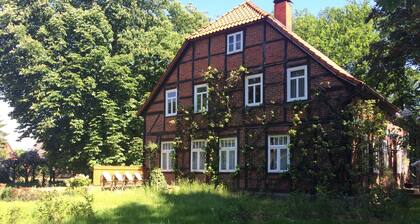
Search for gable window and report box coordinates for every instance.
[227,31,243,54]
[287,65,308,102]
[165,89,177,117]
[161,142,175,172]
[191,140,206,172]
[219,138,237,172]
[194,84,208,113]
[268,135,290,173]
[245,74,263,107]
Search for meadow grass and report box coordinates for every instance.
[0,182,419,224]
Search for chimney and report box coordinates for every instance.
[274,0,293,30]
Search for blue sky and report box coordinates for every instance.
[180,0,374,19]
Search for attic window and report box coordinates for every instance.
[227,31,243,54]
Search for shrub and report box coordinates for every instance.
[149,168,167,190]
[36,189,94,223]
[0,186,12,201]
[65,174,91,188]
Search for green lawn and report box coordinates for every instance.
[1,183,419,224]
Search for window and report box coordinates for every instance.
[245,74,263,107]
[165,89,177,117]
[268,135,290,173]
[227,31,243,54]
[287,65,308,102]
[382,140,389,169]
[161,142,175,172]
[219,138,237,172]
[191,140,206,172]
[194,84,208,113]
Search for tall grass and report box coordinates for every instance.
[0,182,419,224]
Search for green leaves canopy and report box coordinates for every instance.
[0,0,207,172]
[294,1,379,77]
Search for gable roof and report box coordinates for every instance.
[188,1,269,40]
[139,1,399,115]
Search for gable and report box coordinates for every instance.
[139,2,399,116]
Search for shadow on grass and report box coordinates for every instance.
[71,191,288,224]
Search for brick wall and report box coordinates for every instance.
[143,20,356,191]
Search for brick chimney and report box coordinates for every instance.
[274,0,293,30]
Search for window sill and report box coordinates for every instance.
[267,170,289,174]
[161,170,174,173]
[165,114,177,118]
[219,170,236,173]
[227,50,243,55]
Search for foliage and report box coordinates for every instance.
[0,0,208,173]
[365,0,419,109]
[36,189,94,224]
[65,174,91,188]
[0,186,12,201]
[148,168,167,191]
[294,0,378,77]
[173,67,247,184]
[289,108,350,194]
[289,98,387,194]
[0,182,419,224]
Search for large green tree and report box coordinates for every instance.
[366,0,419,109]
[366,0,419,159]
[0,0,207,172]
[294,0,379,78]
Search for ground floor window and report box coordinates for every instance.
[219,138,237,172]
[161,142,175,172]
[268,135,290,173]
[191,140,206,172]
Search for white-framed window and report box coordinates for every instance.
[165,89,177,117]
[287,65,308,102]
[227,31,243,54]
[161,142,175,172]
[245,73,263,107]
[191,140,206,172]
[194,84,208,113]
[268,135,290,173]
[219,138,237,172]
[396,146,403,174]
[382,140,389,169]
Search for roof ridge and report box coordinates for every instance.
[188,1,268,40]
[245,0,270,17]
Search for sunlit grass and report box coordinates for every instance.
[0,182,419,224]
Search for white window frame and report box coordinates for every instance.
[245,73,263,107]
[227,31,243,55]
[382,140,389,169]
[287,65,308,102]
[161,142,175,172]
[191,140,206,172]
[194,84,208,113]
[267,135,290,173]
[165,89,177,117]
[219,138,238,173]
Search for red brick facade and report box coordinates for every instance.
[140,3,407,191]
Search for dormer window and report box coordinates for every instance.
[227,31,243,54]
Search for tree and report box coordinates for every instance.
[366,0,419,160]
[0,119,6,150]
[294,0,379,77]
[0,0,207,173]
[365,0,419,109]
